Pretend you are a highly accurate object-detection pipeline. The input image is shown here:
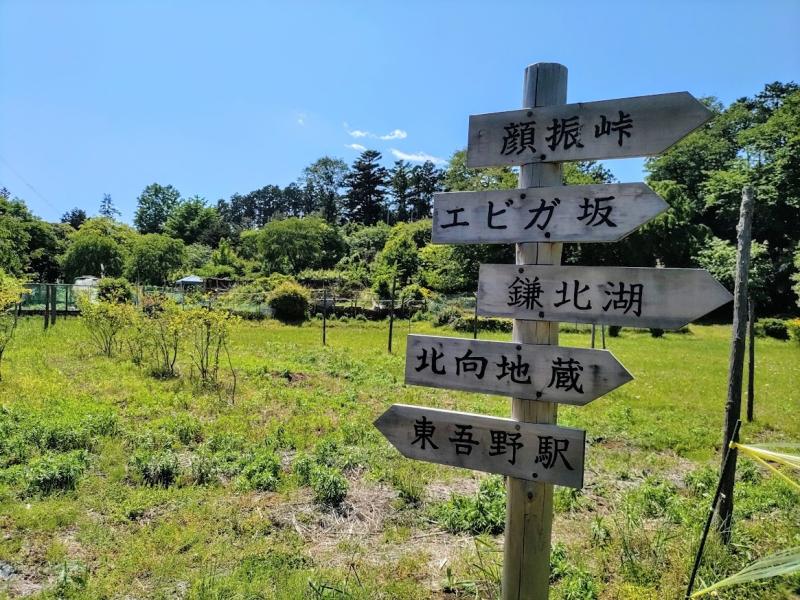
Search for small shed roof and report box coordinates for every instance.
[176,275,204,284]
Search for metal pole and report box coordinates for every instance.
[503,62,567,600]
[686,420,741,598]
[746,296,755,422]
[473,293,479,339]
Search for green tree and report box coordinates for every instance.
[256,217,346,274]
[61,217,135,281]
[389,160,412,222]
[134,183,181,233]
[125,234,185,286]
[442,149,517,192]
[164,196,223,246]
[61,208,87,230]
[343,150,388,225]
[408,161,443,220]
[300,157,349,223]
[694,237,773,305]
[99,194,120,219]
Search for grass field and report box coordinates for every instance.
[0,316,798,599]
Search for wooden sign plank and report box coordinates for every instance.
[405,334,631,406]
[477,264,732,329]
[432,182,667,244]
[467,92,713,167]
[374,404,585,488]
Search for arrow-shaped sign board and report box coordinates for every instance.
[406,335,631,405]
[375,404,585,488]
[432,182,667,244]
[467,92,713,168]
[477,265,733,329]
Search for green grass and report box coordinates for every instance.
[0,316,798,599]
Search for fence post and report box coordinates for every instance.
[50,284,57,325]
[591,324,596,348]
[387,273,397,353]
[322,286,328,347]
[473,293,479,339]
[503,62,567,600]
[43,285,50,330]
[601,324,606,349]
[746,296,755,422]
[716,185,754,543]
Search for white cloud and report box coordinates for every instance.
[347,127,408,140]
[346,143,367,151]
[295,111,307,126]
[379,129,408,140]
[390,149,445,165]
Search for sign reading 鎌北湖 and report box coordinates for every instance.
[477,264,733,329]
[432,182,667,244]
[467,91,713,167]
[405,335,631,406]
[374,404,585,488]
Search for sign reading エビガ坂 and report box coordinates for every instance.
[373,63,731,598]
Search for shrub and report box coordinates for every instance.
[755,318,789,340]
[78,296,135,357]
[608,325,622,337]
[268,281,310,323]
[142,295,182,378]
[26,451,87,495]
[239,449,281,491]
[0,270,25,381]
[649,328,665,338]
[97,277,134,303]
[310,465,348,507]
[165,415,203,446]
[130,449,180,487]
[789,318,800,344]
[176,307,237,385]
[434,476,506,535]
[433,306,463,327]
[292,453,315,486]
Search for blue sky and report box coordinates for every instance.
[1,0,798,223]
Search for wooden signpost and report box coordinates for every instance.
[433,182,667,244]
[374,62,729,600]
[467,91,713,167]
[374,404,585,488]
[477,264,733,329]
[405,334,631,405]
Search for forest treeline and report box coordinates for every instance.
[1,82,798,314]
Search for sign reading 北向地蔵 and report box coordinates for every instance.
[374,404,585,488]
[467,91,713,168]
[405,335,632,406]
[432,182,667,244]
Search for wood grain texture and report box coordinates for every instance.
[478,264,733,329]
[404,334,632,405]
[432,182,667,244]
[374,404,585,488]
[467,91,713,167]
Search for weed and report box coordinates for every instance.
[239,449,281,491]
[190,451,218,486]
[310,465,348,507]
[130,449,180,487]
[434,476,505,535]
[166,414,204,446]
[25,450,87,495]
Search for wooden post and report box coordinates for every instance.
[591,324,596,348]
[322,286,328,347]
[601,324,606,349]
[746,296,755,422]
[716,185,754,543]
[50,284,57,325]
[43,285,50,330]
[503,62,566,600]
[388,273,397,353]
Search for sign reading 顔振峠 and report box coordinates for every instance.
[432,182,666,244]
[405,335,631,406]
[374,404,585,488]
[477,264,732,329]
[467,92,713,168]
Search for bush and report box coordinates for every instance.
[78,297,136,357]
[190,452,218,485]
[26,451,87,495]
[755,318,789,340]
[649,328,665,338]
[292,453,315,486]
[268,281,310,323]
[130,449,180,487]
[433,306,463,327]
[789,318,800,344]
[608,325,622,337]
[310,465,348,507]
[165,415,203,446]
[239,449,281,491]
[97,277,134,303]
[434,476,506,535]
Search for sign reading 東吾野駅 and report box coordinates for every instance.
[467,92,713,167]
[405,335,631,406]
[432,182,667,244]
[477,264,733,329]
[374,404,585,488]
